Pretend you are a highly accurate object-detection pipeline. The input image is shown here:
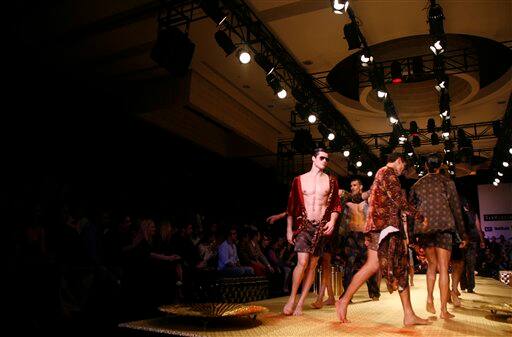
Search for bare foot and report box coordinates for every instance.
[323,298,335,306]
[440,310,455,319]
[426,301,436,314]
[450,291,461,307]
[283,300,295,316]
[404,315,432,326]
[335,300,350,323]
[455,289,461,296]
[293,304,303,316]
[311,300,323,309]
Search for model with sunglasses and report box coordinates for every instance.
[283,148,341,315]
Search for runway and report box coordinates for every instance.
[119,276,512,336]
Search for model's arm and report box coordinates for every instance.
[266,211,287,224]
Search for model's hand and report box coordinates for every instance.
[323,221,335,236]
[287,229,295,245]
[266,214,281,224]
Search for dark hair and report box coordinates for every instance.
[313,147,327,157]
[426,154,441,173]
[350,178,363,186]
[387,152,405,163]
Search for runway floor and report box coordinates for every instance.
[120,276,512,336]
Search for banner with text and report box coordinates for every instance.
[478,183,512,240]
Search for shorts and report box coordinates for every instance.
[294,220,324,256]
[418,231,452,251]
[365,231,380,251]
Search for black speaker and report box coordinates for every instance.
[151,26,195,77]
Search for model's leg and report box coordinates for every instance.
[425,247,438,314]
[294,255,320,315]
[283,252,309,315]
[399,286,431,326]
[437,247,454,319]
[450,259,464,306]
[335,249,379,323]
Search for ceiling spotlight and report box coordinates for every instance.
[254,53,274,75]
[343,150,350,157]
[419,171,424,177]
[435,77,449,92]
[399,134,407,144]
[493,181,499,187]
[332,0,349,15]
[214,31,237,56]
[360,53,374,67]
[503,161,510,168]
[308,114,317,124]
[495,178,501,183]
[356,160,363,168]
[377,90,388,99]
[328,133,336,141]
[266,73,286,98]
[430,40,445,55]
[498,171,504,177]
[442,131,450,139]
[509,147,512,155]
[238,48,251,64]
[277,89,287,99]
[367,171,373,177]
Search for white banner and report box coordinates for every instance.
[477,183,512,240]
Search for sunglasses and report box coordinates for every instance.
[319,156,330,162]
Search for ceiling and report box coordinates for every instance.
[11,0,512,176]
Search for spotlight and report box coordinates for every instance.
[439,92,450,118]
[214,31,236,56]
[238,48,251,64]
[343,150,350,157]
[356,160,363,168]
[151,25,196,77]
[427,118,436,133]
[391,61,402,84]
[328,133,336,141]
[495,178,501,183]
[510,147,512,155]
[360,53,374,67]
[367,170,373,177]
[493,181,499,187]
[318,124,333,140]
[399,134,407,144]
[504,161,510,168]
[428,3,445,36]
[498,171,503,177]
[332,0,349,15]
[377,90,388,99]
[442,119,451,139]
[254,53,274,75]
[266,73,286,98]
[200,0,227,26]
[343,22,361,50]
[384,100,399,124]
[435,75,449,92]
[431,132,440,145]
[419,171,424,177]
[308,114,317,124]
[430,40,445,55]
[405,142,414,157]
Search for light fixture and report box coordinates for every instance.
[214,30,236,56]
[503,161,510,168]
[367,170,373,177]
[266,73,286,99]
[493,181,499,187]
[495,178,501,183]
[308,114,317,124]
[238,48,251,64]
[428,3,445,36]
[384,99,398,124]
[328,133,336,141]
[399,134,407,144]
[509,146,512,155]
[498,171,504,177]
[435,76,449,92]
[356,160,363,168]
[377,90,388,99]
[430,40,445,55]
[419,171,424,177]
[277,89,287,99]
[332,0,349,15]
[360,53,373,67]
[343,150,350,157]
